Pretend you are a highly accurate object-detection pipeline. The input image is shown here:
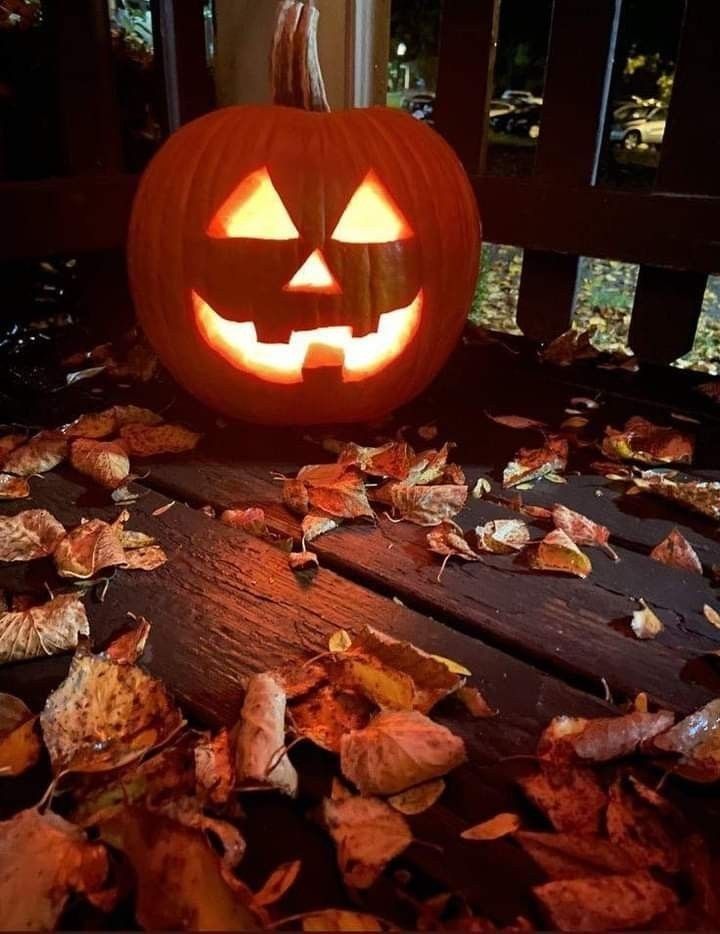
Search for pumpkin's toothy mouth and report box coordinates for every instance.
[192,290,422,385]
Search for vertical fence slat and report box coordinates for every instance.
[434,0,499,175]
[153,0,215,133]
[50,0,123,173]
[516,0,621,341]
[629,0,719,363]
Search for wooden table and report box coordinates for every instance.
[3,335,720,926]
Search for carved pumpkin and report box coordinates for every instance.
[129,1,480,424]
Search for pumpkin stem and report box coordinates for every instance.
[271,0,330,112]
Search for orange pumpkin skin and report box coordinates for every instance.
[128,104,480,425]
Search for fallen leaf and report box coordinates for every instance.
[66,365,106,385]
[54,516,127,579]
[417,423,438,441]
[427,520,481,579]
[119,423,201,457]
[456,685,495,717]
[503,437,568,488]
[0,508,65,561]
[338,441,413,480]
[391,483,467,526]
[461,812,520,840]
[194,728,235,805]
[0,693,41,777]
[591,460,634,481]
[322,793,412,888]
[0,433,27,459]
[111,405,164,428]
[430,654,471,677]
[475,518,530,554]
[289,550,319,575]
[104,617,151,664]
[331,655,415,711]
[3,433,68,475]
[540,328,599,366]
[552,504,618,560]
[152,500,176,517]
[340,709,466,795]
[236,672,298,796]
[111,483,141,505]
[302,909,384,931]
[518,765,606,834]
[602,416,694,465]
[517,830,636,880]
[122,544,168,571]
[471,477,491,498]
[40,649,185,774]
[527,529,592,578]
[654,699,720,781]
[69,438,130,490]
[631,600,664,640]
[539,709,675,764]
[606,778,678,871]
[149,795,246,869]
[302,512,341,543]
[703,604,720,630]
[534,871,677,932]
[486,414,547,430]
[253,860,301,907]
[0,808,108,930]
[62,410,118,440]
[328,629,353,653]
[97,807,260,930]
[634,474,720,520]
[0,593,89,664]
[290,682,374,753]
[0,474,30,500]
[287,464,375,520]
[650,528,702,574]
[388,778,445,815]
[560,416,589,430]
[406,442,455,485]
[108,341,159,383]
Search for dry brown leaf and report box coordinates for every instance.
[62,410,118,440]
[290,683,374,753]
[456,685,496,717]
[388,778,445,815]
[406,442,455,485]
[0,593,89,664]
[328,629,353,653]
[253,860,301,907]
[330,655,415,711]
[3,433,68,475]
[285,464,374,520]
[551,504,618,560]
[591,459,635,480]
[0,433,27,460]
[602,416,694,465]
[503,437,568,489]
[517,765,606,834]
[606,778,678,871]
[148,796,246,869]
[427,520,480,578]
[40,650,185,774]
[302,909,384,931]
[0,474,30,500]
[631,600,664,640]
[0,693,41,777]
[703,604,720,630]
[111,405,164,428]
[539,709,675,764]
[540,327,600,366]
[527,528,592,579]
[0,808,108,930]
[475,518,530,554]
[654,699,720,781]
[338,441,413,480]
[391,483,467,526]
[122,545,168,571]
[533,871,677,932]
[221,506,267,535]
[340,709,466,795]
[194,728,235,805]
[461,812,520,841]
[302,512,341,543]
[0,508,65,561]
[517,830,636,880]
[98,807,260,930]
[322,792,412,889]
[487,413,547,430]
[104,617,151,664]
[236,672,298,796]
[119,423,201,457]
[289,550,320,575]
[634,474,720,521]
[650,528,702,574]
[54,516,127,579]
[471,477,492,498]
[108,340,159,382]
[69,438,130,490]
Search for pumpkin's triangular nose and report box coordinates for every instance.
[284,249,341,295]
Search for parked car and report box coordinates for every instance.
[612,102,655,125]
[402,90,435,124]
[490,102,541,139]
[500,89,543,106]
[609,105,667,150]
[489,99,514,118]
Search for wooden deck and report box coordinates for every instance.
[3,336,720,925]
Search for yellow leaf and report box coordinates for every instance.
[461,812,520,841]
[429,654,471,677]
[328,629,353,653]
[388,778,445,815]
[303,910,384,931]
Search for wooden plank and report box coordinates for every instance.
[434,0,499,173]
[46,0,123,173]
[0,175,137,260]
[0,470,614,921]
[152,0,215,132]
[473,177,720,274]
[514,0,621,342]
[628,265,708,363]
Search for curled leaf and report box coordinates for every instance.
[427,520,480,579]
[539,709,675,764]
[322,793,412,889]
[391,483,467,526]
[0,433,27,460]
[0,508,65,561]
[302,512,340,543]
[195,728,235,805]
[503,437,568,489]
[487,413,547,430]
[338,441,413,480]
[703,604,720,630]
[471,477,491,498]
[0,693,41,777]
[236,672,298,796]
[104,617,151,664]
[456,685,495,718]
[475,518,530,554]
[290,683,374,752]
[631,600,664,640]
[528,529,592,579]
[0,593,89,664]
[654,699,720,782]
[0,474,30,500]
[634,474,720,521]
[340,709,466,795]
[253,859,301,907]
[70,439,130,490]
[54,516,127,579]
[602,416,694,465]
[3,433,67,475]
[122,544,168,571]
[650,528,702,574]
[328,629,353,653]
[461,812,520,841]
[388,778,445,815]
[552,504,617,560]
[119,423,201,457]
[540,327,599,366]
[289,550,320,575]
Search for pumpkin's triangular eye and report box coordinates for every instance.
[331,171,413,244]
[208,167,299,239]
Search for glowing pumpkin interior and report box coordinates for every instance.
[194,167,420,384]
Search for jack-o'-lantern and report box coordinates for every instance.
[128,0,480,424]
